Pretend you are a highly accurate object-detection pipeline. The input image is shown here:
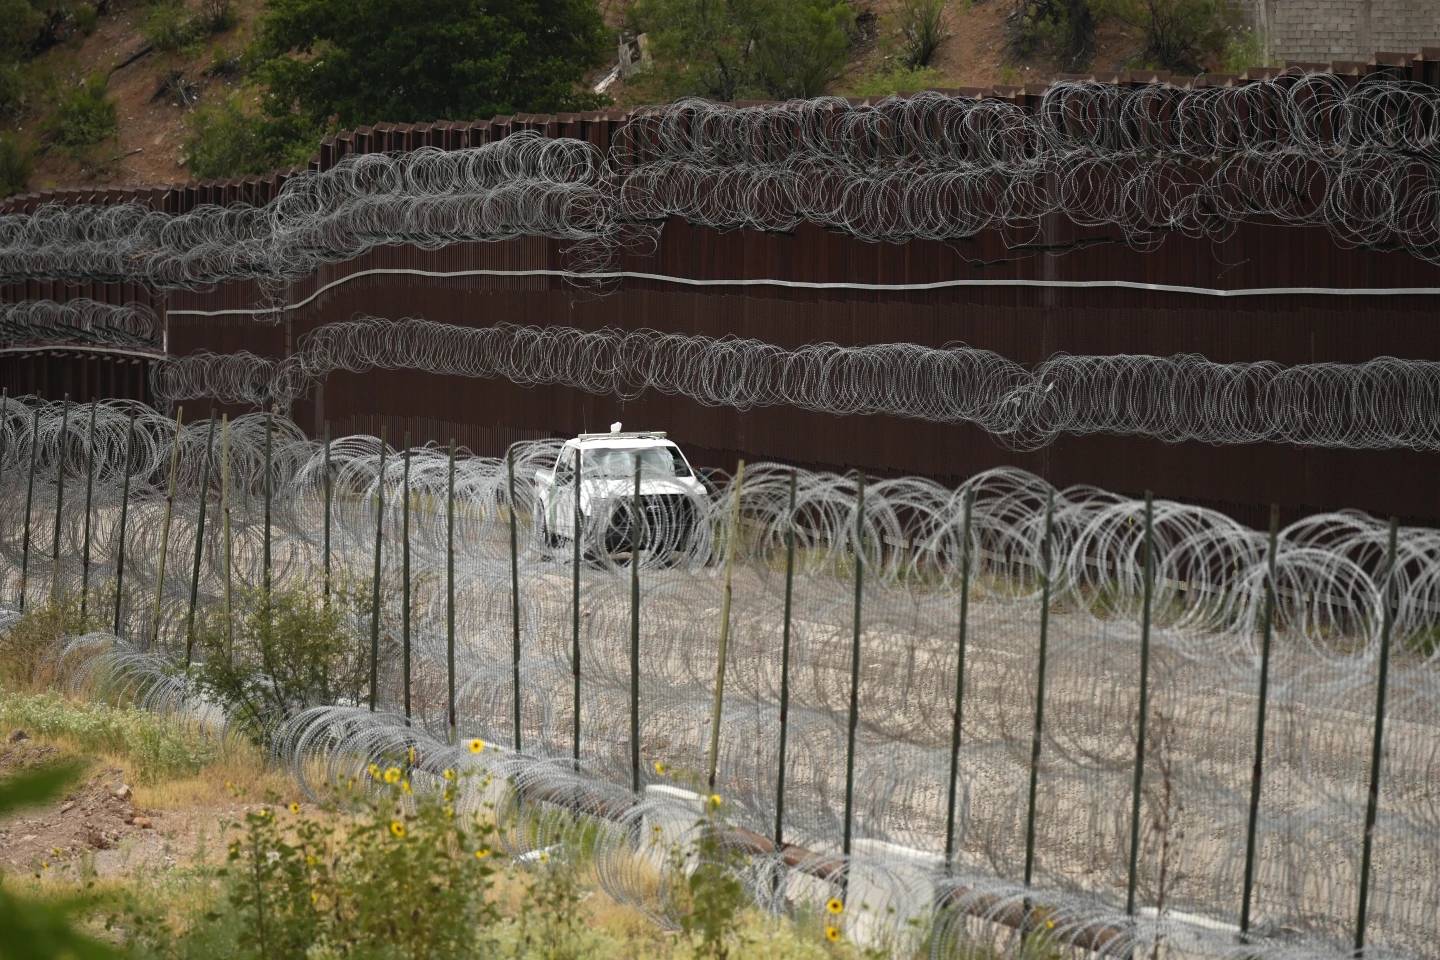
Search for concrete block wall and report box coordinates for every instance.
[1251,0,1439,63]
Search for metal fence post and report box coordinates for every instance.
[152,406,184,649]
[0,391,7,609]
[79,401,97,621]
[19,400,38,613]
[401,434,411,720]
[446,439,456,744]
[368,430,387,712]
[842,472,866,882]
[1354,517,1400,957]
[774,469,798,854]
[323,425,332,608]
[944,486,976,867]
[707,460,745,792]
[263,411,272,601]
[184,413,216,667]
[1023,488,1057,889]
[50,395,69,604]
[112,410,135,634]
[19,402,39,612]
[1126,493,1156,917]
[630,459,643,795]
[572,448,583,767]
[1240,505,1281,939]
[221,415,233,658]
[508,446,523,753]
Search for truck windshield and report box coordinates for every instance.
[585,446,690,478]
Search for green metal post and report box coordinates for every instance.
[368,430,386,712]
[50,395,69,604]
[1125,493,1156,916]
[151,406,184,649]
[508,446,523,753]
[1022,489,1056,889]
[707,460,745,792]
[1240,505,1281,939]
[184,413,216,667]
[262,412,272,601]
[944,487,976,867]
[221,416,233,658]
[112,411,136,634]
[842,473,866,878]
[1354,518,1399,958]
[630,459,642,794]
[401,434,411,720]
[572,448,583,767]
[774,469,798,852]
[80,401,97,621]
[19,403,39,612]
[446,440,456,744]
[322,425,332,608]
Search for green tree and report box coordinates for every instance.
[635,0,855,101]
[50,74,115,150]
[250,0,608,133]
[183,93,302,180]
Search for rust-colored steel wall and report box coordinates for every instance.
[7,52,1440,525]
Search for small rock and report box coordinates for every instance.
[112,784,132,801]
[19,834,38,843]
[7,729,28,743]
[132,815,153,829]
[59,801,76,814]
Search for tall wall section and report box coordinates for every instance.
[1251,0,1439,63]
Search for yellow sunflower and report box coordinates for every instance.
[389,820,406,839]
[468,738,486,754]
[825,897,844,916]
[824,924,842,943]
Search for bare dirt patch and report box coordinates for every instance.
[0,732,251,880]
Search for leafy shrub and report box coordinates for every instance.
[192,0,236,35]
[847,63,941,98]
[1220,23,1266,73]
[0,597,100,689]
[0,132,32,197]
[899,0,950,68]
[635,0,856,101]
[122,777,502,960]
[1098,0,1236,72]
[183,94,272,179]
[51,74,116,149]
[676,818,749,959]
[0,691,221,782]
[0,62,23,118]
[143,1,192,53]
[194,585,375,747]
[1005,0,1094,69]
[73,1,97,35]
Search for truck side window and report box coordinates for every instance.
[666,446,692,477]
[555,448,575,484]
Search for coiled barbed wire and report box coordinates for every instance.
[0,299,160,350]
[0,396,1437,959]
[2,74,1439,292]
[152,317,1440,451]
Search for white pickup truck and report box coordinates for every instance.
[533,428,712,559]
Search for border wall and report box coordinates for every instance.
[4,51,1440,528]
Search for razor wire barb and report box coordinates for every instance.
[0,395,1437,960]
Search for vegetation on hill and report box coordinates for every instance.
[0,0,1264,196]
